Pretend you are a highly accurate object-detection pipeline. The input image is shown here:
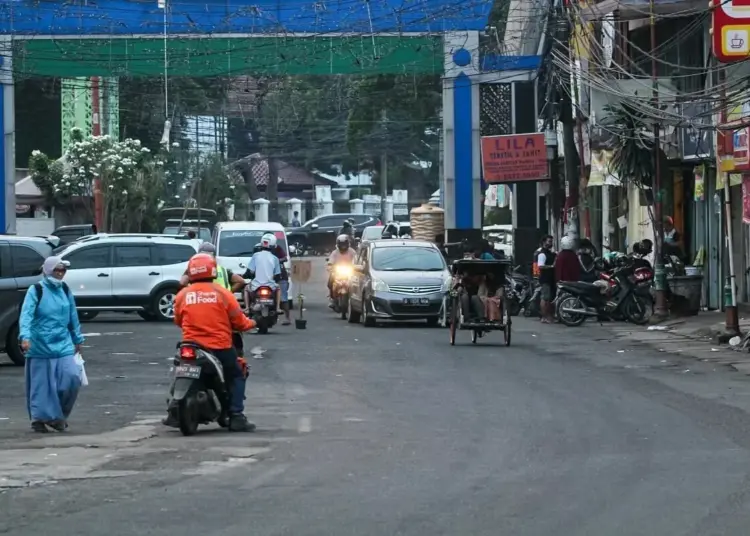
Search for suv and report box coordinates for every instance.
[0,236,57,365]
[56,234,202,322]
[286,213,380,255]
[52,224,97,246]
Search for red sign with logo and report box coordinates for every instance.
[712,0,750,63]
[481,133,548,183]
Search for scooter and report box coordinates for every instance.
[168,341,229,436]
[330,263,354,319]
[244,285,278,334]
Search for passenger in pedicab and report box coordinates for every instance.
[454,243,486,322]
[478,271,504,321]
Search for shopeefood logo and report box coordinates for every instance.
[185,291,219,305]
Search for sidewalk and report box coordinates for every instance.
[603,311,750,375]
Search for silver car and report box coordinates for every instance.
[347,239,451,326]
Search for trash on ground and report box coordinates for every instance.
[729,336,742,347]
[647,325,669,331]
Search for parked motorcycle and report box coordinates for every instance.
[330,263,354,319]
[556,263,653,326]
[244,285,278,334]
[168,341,230,436]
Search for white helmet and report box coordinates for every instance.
[260,233,277,249]
[560,235,577,251]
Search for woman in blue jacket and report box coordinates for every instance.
[19,256,85,432]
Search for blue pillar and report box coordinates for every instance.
[442,32,482,243]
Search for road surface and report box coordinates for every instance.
[3,259,750,535]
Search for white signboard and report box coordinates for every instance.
[392,189,408,217]
[315,186,332,203]
[363,194,381,216]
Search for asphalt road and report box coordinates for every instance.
[5,259,750,535]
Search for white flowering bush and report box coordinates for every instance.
[29,128,157,230]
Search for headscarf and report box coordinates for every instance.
[42,256,68,276]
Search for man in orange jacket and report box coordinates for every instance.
[172,253,257,432]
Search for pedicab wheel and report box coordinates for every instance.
[471,329,478,344]
[504,312,512,346]
[449,296,458,346]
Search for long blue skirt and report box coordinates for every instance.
[25,355,81,423]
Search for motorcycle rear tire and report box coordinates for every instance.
[557,296,587,327]
[177,394,200,436]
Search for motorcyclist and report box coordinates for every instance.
[170,253,257,432]
[327,234,356,302]
[339,219,355,240]
[245,233,282,312]
[252,239,292,325]
[577,238,598,283]
[179,242,247,355]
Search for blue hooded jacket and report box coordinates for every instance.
[19,277,85,359]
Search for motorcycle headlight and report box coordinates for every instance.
[371,278,389,292]
[335,265,354,278]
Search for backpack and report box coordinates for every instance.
[33,281,70,317]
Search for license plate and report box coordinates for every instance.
[404,297,430,306]
[175,365,201,379]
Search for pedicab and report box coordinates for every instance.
[448,258,512,346]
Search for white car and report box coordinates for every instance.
[213,222,294,303]
[57,234,202,321]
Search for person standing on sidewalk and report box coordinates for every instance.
[533,235,557,323]
[19,256,85,433]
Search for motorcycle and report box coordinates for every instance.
[169,341,229,436]
[244,285,278,334]
[556,263,654,326]
[330,263,354,319]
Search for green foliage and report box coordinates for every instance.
[602,102,668,190]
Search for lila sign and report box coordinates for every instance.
[480,133,548,183]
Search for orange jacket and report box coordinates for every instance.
[174,282,255,350]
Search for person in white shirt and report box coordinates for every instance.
[246,233,282,308]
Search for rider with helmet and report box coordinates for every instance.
[179,242,248,355]
[171,253,257,432]
[327,234,356,300]
[339,219,355,240]
[245,233,282,311]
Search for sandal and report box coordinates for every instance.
[48,420,68,432]
[31,421,49,433]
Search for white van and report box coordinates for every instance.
[213,221,294,302]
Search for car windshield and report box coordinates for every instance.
[362,227,384,240]
[218,230,289,257]
[371,247,445,271]
[163,226,212,241]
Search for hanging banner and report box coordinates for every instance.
[717,172,744,189]
[481,133,548,183]
[484,184,498,207]
[694,164,705,201]
[744,176,750,223]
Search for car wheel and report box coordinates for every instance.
[361,295,376,327]
[347,295,361,323]
[153,288,178,321]
[290,238,307,256]
[6,323,25,366]
[78,311,99,322]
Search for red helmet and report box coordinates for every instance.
[187,253,217,282]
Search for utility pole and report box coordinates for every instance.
[650,0,668,318]
[380,109,388,220]
[561,1,579,239]
[718,67,739,334]
[91,76,105,232]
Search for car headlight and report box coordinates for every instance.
[441,277,452,293]
[371,278,389,292]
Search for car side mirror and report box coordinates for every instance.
[311,223,319,230]
[354,264,365,273]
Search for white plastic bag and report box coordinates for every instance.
[74,352,89,387]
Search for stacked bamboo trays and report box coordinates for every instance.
[410,203,444,242]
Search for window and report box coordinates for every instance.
[371,247,445,272]
[316,216,346,229]
[115,245,152,267]
[353,215,374,225]
[218,230,289,257]
[65,246,111,270]
[159,244,196,265]
[9,244,46,277]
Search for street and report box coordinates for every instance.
[4,260,750,535]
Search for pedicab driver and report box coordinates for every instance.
[167,253,257,432]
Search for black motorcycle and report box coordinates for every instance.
[244,285,278,334]
[556,264,653,327]
[169,341,230,436]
